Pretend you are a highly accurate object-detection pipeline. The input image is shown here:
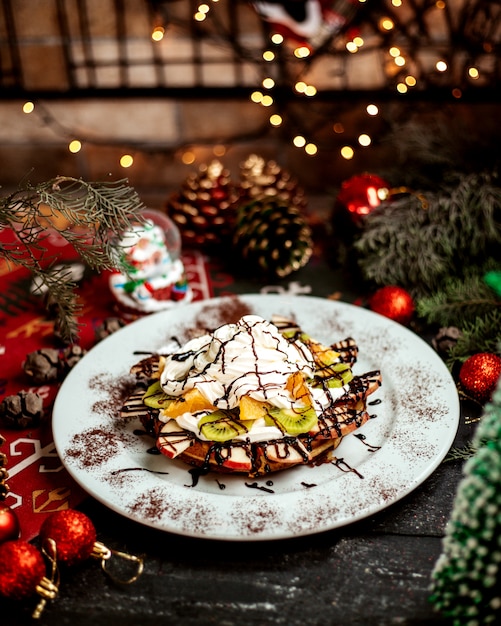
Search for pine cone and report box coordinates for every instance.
[166,160,239,249]
[239,154,307,211]
[0,391,44,429]
[233,197,313,278]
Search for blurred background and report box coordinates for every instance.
[0,0,499,205]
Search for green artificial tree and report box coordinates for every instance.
[429,375,501,625]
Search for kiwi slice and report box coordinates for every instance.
[264,406,317,436]
[323,362,353,388]
[143,381,173,409]
[199,410,253,442]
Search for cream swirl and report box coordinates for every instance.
[159,315,315,410]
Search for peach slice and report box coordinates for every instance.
[285,371,312,405]
[162,388,215,418]
[239,395,270,421]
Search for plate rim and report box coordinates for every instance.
[53,294,460,541]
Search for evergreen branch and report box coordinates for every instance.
[354,174,501,297]
[446,310,501,365]
[416,274,501,327]
[443,442,478,462]
[0,177,146,342]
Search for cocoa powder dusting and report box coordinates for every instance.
[89,373,137,419]
[193,297,253,334]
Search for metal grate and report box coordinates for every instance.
[0,0,499,99]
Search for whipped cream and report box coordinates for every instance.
[160,315,315,410]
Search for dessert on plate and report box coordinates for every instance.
[122,314,382,477]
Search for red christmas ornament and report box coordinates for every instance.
[369,285,415,326]
[0,540,45,599]
[0,501,20,544]
[39,509,97,567]
[337,173,390,225]
[459,352,501,404]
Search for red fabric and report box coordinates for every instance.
[0,230,212,541]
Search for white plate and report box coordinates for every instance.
[53,295,460,541]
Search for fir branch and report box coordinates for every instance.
[354,173,501,297]
[446,310,501,365]
[416,274,501,327]
[443,442,478,462]
[0,177,146,342]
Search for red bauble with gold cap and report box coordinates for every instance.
[0,501,20,544]
[337,173,390,225]
[459,352,501,404]
[39,509,97,567]
[0,540,45,599]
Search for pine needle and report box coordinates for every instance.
[0,176,146,342]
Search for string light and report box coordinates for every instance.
[194,4,210,21]
[295,81,307,93]
[271,33,283,45]
[436,60,448,72]
[294,46,310,59]
[379,17,394,31]
[68,140,82,153]
[22,101,35,113]
[468,67,479,79]
[358,134,371,147]
[389,47,400,57]
[213,144,226,157]
[293,135,306,148]
[120,154,134,168]
[250,90,263,103]
[263,50,275,61]
[262,77,275,89]
[346,41,358,53]
[151,27,164,42]
[394,55,406,67]
[269,114,282,127]
[405,75,417,86]
[260,94,273,106]
[305,143,317,155]
[366,104,379,116]
[340,146,354,160]
[333,123,344,133]
[181,150,196,165]
[397,82,408,93]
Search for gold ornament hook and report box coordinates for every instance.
[32,538,60,619]
[92,540,144,585]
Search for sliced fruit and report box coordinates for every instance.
[143,380,174,409]
[199,410,254,442]
[261,438,311,465]
[308,340,341,368]
[215,444,253,472]
[163,387,215,418]
[314,362,354,388]
[157,420,194,458]
[285,371,311,405]
[239,395,271,421]
[264,405,317,436]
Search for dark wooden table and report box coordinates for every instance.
[1,235,469,626]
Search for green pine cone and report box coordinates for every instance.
[233,197,313,278]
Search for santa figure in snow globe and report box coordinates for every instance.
[109,209,192,316]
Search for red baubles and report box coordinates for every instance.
[0,540,45,600]
[459,353,501,404]
[39,509,97,567]
[337,173,390,225]
[0,501,20,544]
[369,285,415,326]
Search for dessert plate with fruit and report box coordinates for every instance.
[53,295,460,541]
